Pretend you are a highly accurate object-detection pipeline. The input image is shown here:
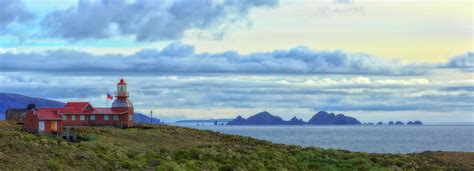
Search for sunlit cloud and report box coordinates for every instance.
[0,43,426,75]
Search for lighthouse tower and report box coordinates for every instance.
[112,79,134,127]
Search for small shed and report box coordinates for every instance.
[5,108,27,124]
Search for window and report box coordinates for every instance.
[129,115,133,121]
[114,115,119,121]
[62,115,67,121]
[84,104,93,110]
[104,115,109,121]
[80,115,85,121]
[90,115,96,121]
[72,115,76,121]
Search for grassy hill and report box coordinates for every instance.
[0,121,472,170]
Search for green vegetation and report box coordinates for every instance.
[0,121,471,170]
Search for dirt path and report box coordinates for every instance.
[426,151,474,169]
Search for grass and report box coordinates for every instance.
[0,121,472,170]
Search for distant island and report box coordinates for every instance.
[227,111,361,125]
[366,121,423,125]
[176,119,233,123]
[226,111,424,126]
[373,121,423,125]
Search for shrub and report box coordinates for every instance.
[46,159,62,171]
[119,159,143,169]
[218,164,236,171]
[174,149,192,160]
[156,161,185,171]
[137,124,154,129]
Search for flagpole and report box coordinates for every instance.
[150,110,153,125]
[106,88,109,108]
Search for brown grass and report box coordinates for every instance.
[0,120,472,170]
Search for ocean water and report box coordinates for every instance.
[173,124,474,153]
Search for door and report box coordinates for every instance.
[51,121,57,131]
[38,121,45,131]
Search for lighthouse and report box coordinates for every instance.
[24,78,136,134]
[112,78,134,127]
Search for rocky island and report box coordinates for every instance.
[307,111,361,125]
[227,111,361,125]
[227,111,288,125]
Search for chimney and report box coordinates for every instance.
[27,104,36,110]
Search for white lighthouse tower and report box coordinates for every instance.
[112,79,134,127]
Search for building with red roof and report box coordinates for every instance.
[25,79,134,133]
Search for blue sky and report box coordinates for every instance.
[0,0,473,123]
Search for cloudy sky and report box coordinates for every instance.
[0,0,472,123]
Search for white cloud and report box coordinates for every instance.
[374,78,431,86]
[403,90,471,98]
[281,77,430,88]
[2,72,472,119]
[0,43,423,75]
[39,0,278,42]
[0,48,17,54]
[447,52,474,69]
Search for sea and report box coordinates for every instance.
[172,123,474,154]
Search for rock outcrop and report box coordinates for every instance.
[407,121,423,125]
[288,116,305,125]
[226,115,247,125]
[307,111,361,125]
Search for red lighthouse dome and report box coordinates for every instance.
[118,78,127,85]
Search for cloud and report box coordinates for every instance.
[0,48,17,54]
[312,89,474,112]
[0,0,34,32]
[334,0,354,3]
[319,0,363,16]
[40,0,278,42]
[0,43,421,75]
[1,73,473,122]
[447,52,474,68]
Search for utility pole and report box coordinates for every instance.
[150,110,153,125]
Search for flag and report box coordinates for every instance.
[107,93,113,100]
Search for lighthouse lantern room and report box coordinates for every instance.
[116,78,128,97]
[112,79,133,108]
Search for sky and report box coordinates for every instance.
[0,0,473,123]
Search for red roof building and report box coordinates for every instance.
[25,79,134,133]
